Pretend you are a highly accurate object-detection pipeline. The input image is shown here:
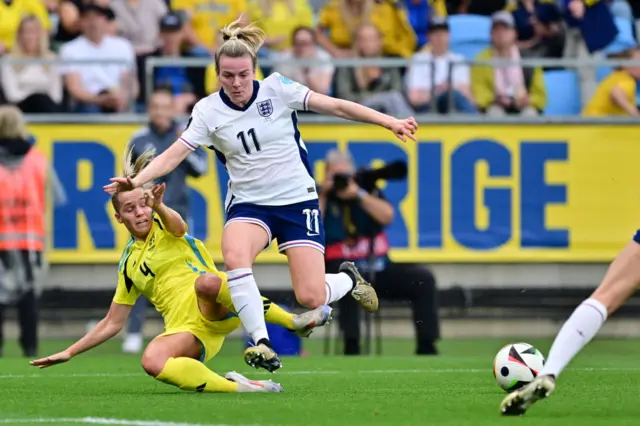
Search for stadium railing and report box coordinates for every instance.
[4,56,640,120]
[141,56,640,119]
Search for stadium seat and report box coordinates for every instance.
[453,43,491,60]
[448,15,492,45]
[543,70,582,116]
[596,66,613,82]
[614,16,635,41]
[448,15,492,59]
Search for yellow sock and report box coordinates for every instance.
[156,357,238,393]
[262,297,295,330]
[216,280,295,330]
[215,279,235,311]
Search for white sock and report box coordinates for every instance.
[540,298,608,378]
[325,272,355,304]
[226,268,269,345]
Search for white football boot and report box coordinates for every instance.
[500,375,556,416]
[292,305,333,337]
[225,371,283,393]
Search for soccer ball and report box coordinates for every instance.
[493,342,545,392]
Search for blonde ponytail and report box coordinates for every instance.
[122,144,155,182]
[111,144,155,211]
[215,17,266,72]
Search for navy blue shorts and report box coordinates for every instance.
[633,229,640,244]
[226,199,325,254]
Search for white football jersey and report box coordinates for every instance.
[179,73,318,208]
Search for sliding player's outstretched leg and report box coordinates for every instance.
[500,237,640,416]
[145,333,282,393]
[340,261,379,313]
[260,295,334,337]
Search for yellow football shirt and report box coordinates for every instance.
[248,0,313,52]
[171,0,247,48]
[112,216,220,328]
[582,70,637,116]
[0,0,50,51]
[317,0,416,57]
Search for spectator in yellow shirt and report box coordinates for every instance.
[248,0,313,55]
[316,0,416,58]
[0,0,50,54]
[471,12,547,115]
[582,50,640,117]
[171,0,247,50]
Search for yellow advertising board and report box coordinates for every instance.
[30,123,640,263]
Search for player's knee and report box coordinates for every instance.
[141,352,168,378]
[195,274,222,300]
[223,248,251,271]
[295,287,326,309]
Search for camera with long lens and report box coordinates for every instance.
[333,173,351,191]
[332,160,408,193]
[330,160,408,239]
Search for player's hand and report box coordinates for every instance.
[103,176,137,195]
[144,183,166,208]
[388,117,418,143]
[30,351,71,369]
[336,179,360,200]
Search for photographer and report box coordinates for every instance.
[319,150,440,356]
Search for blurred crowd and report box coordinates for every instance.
[0,0,639,117]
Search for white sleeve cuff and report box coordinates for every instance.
[303,89,312,111]
[179,137,197,151]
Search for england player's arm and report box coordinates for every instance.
[30,266,138,368]
[177,117,209,178]
[307,93,417,142]
[270,73,418,143]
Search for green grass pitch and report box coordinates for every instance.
[2,338,640,426]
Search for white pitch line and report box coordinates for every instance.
[0,418,257,426]
[0,367,639,380]
[0,373,142,380]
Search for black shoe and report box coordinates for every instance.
[344,338,361,355]
[417,341,438,355]
[23,348,37,358]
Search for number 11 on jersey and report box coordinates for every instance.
[237,128,261,155]
[303,208,320,236]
